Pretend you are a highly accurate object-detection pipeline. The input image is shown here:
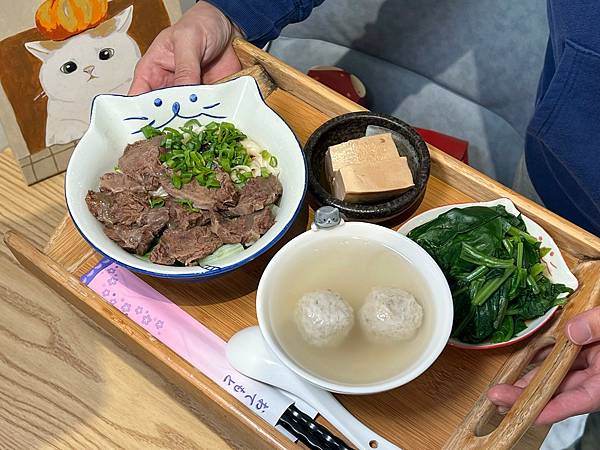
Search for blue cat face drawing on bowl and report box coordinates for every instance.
[124,94,227,135]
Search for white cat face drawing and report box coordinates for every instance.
[25,6,140,103]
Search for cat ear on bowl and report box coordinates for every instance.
[112,5,135,34]
[24,41,51,62]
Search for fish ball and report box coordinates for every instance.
[359,287,423,342]
[294,290,354,347]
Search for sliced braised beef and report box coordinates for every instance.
[104,208,169,255]
[86,191,114,225]
[161,169,238,211]
[99,172,145,194]
[210,207,275,245]
[112,193,149,226]
[104,226,153,255]
[118,136,165,190]
[223,175,282,217]
[89,132,282,266]
[149,226,223,266]
[166,198,210,230]
[143,207,171,232]
[86,190,148,226]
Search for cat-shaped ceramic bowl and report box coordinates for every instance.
[65,76,307,279]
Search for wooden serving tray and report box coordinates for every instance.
[6,39,600,450]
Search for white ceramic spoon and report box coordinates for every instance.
[226,326,402,450]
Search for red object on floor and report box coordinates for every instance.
[307,68,367,106]
[414,127,469,164]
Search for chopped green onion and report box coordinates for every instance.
[191,152,204,167]
[172,175,182,189]
[141,125,161,139]
[184,119,202,129]
[540,247,552,258]
[270,155,278,167]
[143,121,262,190]
[148,197,165,208]
[174,198,200,213]
[205,173,221,188]
[219,157,231,172]
[261,167,270,178]
[163,127,180,135]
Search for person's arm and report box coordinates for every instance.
[205,0,325,48]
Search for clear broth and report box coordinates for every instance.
[268,236,434,386]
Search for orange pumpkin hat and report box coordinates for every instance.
[35,0,109,41]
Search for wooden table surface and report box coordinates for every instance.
[0,146,550,449]
[0,148,230,449]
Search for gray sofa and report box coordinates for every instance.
[268,0,549,189]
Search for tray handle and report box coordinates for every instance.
[444,259,600,450]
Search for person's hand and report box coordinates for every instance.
[487,306,600,425]
[129,1,242,95]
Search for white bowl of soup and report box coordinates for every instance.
[256,211,453,394]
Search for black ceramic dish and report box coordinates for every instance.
[303,112,430,223]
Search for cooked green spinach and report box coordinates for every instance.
[407,205,572,343]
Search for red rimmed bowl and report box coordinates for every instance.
[398,197,578,349]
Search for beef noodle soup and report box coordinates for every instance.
[85,121,282,266]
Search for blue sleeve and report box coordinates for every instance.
[205,0,325,48]
[525,0,600,236]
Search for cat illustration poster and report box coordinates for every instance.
[0,0,180,184]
